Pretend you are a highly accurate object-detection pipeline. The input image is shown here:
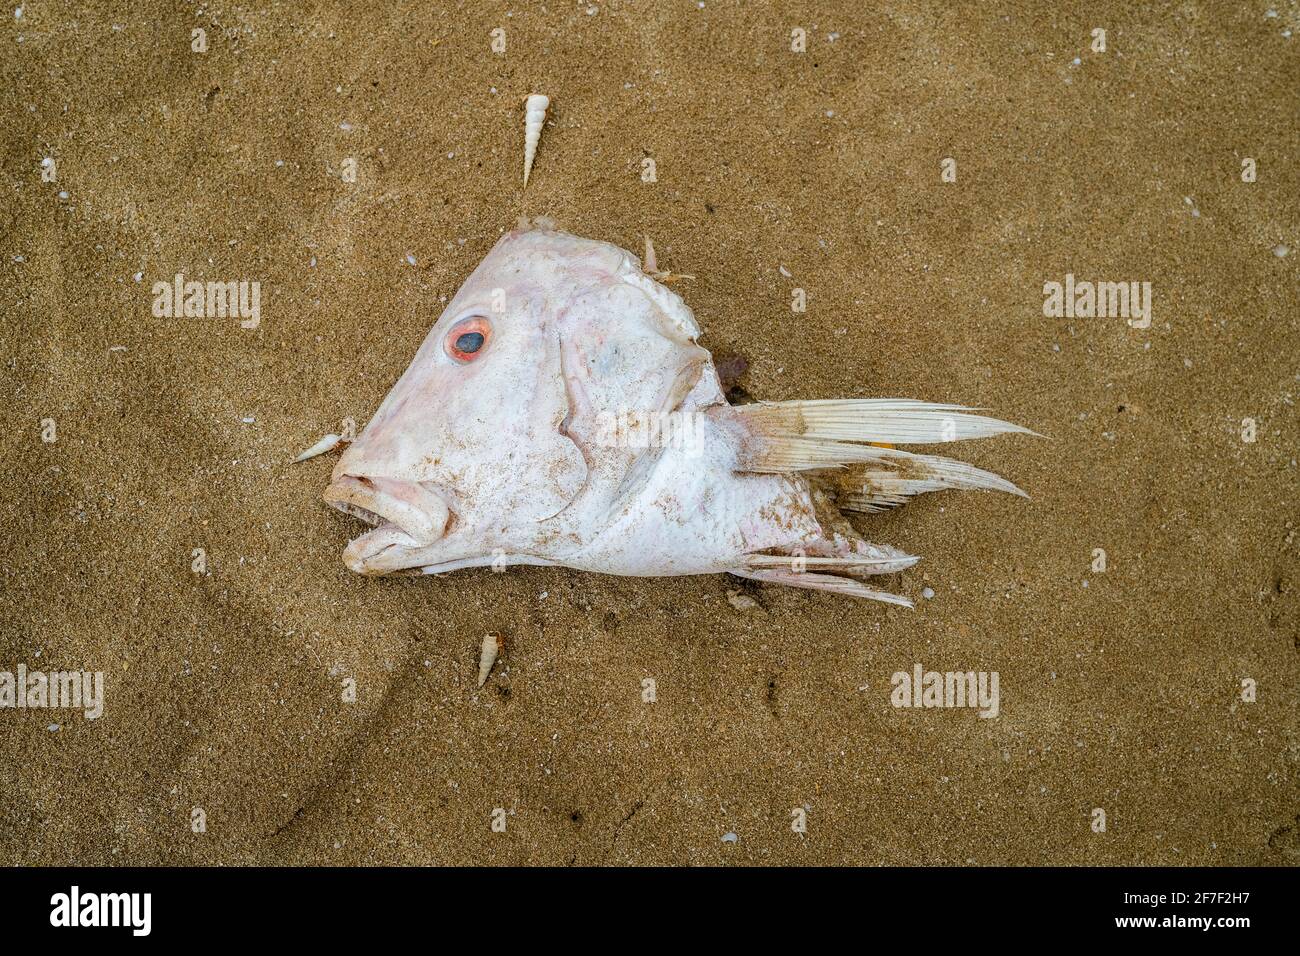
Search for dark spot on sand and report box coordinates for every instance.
[714,351,750,389]
[726,384,755,405]
[766,672,781,717]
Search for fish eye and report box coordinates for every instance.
[445,316,492,363]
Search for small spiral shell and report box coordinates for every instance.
[291,432,343,463]
[477,631,502,687]
[523,93,549,187]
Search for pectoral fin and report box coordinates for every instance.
[729,398,1033,509]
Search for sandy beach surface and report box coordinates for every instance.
[2,2,1297,865]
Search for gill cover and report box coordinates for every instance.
[553,273,718,525]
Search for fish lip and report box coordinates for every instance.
[322,475,452,551]
[340,523,423,575]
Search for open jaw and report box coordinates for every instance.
[322,475,453,574]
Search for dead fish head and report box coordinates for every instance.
[323,221,712,575]
[322,220,1033,604]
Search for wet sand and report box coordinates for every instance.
[1,2,1296,865]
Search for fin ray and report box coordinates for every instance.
[730,568,913,607]
[735,398,1036,446]
[741,553,919,573]
[834,451,1028,513]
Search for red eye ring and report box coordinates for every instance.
[445,316,492,363]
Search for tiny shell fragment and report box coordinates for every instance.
[293,433,343,463]
[725,589,763,614]
[477,631,503,687]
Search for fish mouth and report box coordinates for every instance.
[322,475,453,574]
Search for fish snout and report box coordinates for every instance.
[322,475,453,572]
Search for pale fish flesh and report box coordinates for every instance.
[322,219,1033,606]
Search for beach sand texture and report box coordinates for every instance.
[1,2,1297,864]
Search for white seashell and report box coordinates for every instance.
[522,94,549,187]
[477,631,502,687]
[292,433,343,463]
